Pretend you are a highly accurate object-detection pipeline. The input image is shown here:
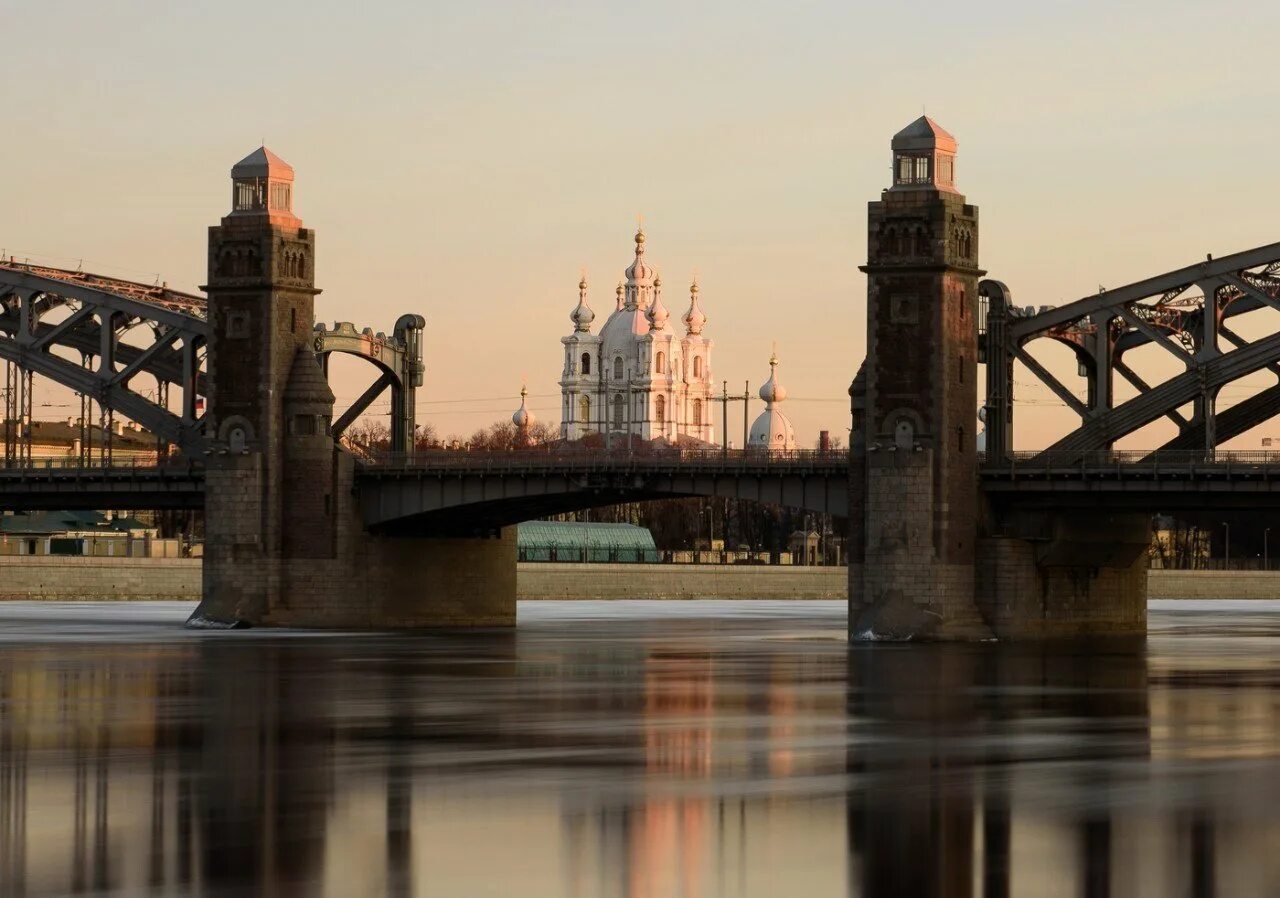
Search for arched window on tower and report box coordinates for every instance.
[612,394,624,429]
[693,356,703,378]
[614,356,624,380]
[579,395,591,427]
[655,395,665,426]
[655,351,665,374]
[692,399,703,427]
[581,352,591,376]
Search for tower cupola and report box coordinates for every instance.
[230,146,299,225]
[889,116,957,193]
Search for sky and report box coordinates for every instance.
[4,0,1280,447]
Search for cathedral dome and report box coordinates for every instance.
[570,275,595,332]
[682,279,708,336]
[748,352,796,452]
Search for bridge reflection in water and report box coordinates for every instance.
[0,601,1277,896]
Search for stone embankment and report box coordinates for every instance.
[0,557,1274,602]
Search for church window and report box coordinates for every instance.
[581,352,591,376]
[693,356,703,378]
[614,356,624,380]
[655,351,665,374]
[612,394,624,428]
[655,395,665,425]
[579,395,590,425]
[692,399,703,426]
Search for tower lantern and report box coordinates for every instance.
[890,116,957,193]
[230,147,299,225]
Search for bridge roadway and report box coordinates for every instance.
[7,449,1280,519]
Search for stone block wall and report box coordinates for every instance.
[0,556,201,600]
[517,563,846,601]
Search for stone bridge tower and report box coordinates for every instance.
[193,147,337,624]
[191,149,516,628]
[851,118,990,639]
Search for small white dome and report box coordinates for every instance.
[569,276,595,332]
[748,351,796,452]
[683,279,707,336]
[512,386,535,429]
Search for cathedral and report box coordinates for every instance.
[559,228,715,444]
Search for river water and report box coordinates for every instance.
[0,599,1277,897]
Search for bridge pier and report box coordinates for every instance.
[975,509,1149,639]
[196,439,517,629]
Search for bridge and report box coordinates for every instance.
[4,127,1280,636]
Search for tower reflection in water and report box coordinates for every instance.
[0,605,1279,896]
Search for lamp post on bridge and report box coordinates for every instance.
[1222,521,1230,569]
[1266,527,1270,571]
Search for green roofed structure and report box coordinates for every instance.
[517,521,658,563]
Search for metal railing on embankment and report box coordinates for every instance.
[361,447,849,476]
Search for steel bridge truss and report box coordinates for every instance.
[0,262,208,459]
[981,241,1280,461]
[0,260,425,462]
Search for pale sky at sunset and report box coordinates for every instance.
[5,0,1280,447]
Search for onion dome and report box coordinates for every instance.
[569,274,595,332]
[647,275,670,331]
[682,278,708,336]
[749,351,796,452]
[625,227,655,285]
[512,385,535,430]
[758,351,787,403]
[615,281,625,311]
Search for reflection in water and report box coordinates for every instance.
[0,600,1279,896]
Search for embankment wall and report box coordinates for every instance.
[0,558,1276,603]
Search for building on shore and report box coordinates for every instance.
[2,418,161,463]
[0,509,174,556]
[559,228,715,445]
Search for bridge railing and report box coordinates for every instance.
[0,456,201,475]
[362,447,849,473]
[984,450,1280,474]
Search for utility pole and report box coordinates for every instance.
[713,380,751,454]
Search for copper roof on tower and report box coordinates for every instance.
[231,146,295,181]
[891,116,957,153]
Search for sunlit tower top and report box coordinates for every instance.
[229,147,300,226]
[889,116,958,194]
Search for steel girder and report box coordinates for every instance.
[0,264,209,452]
[983,242,1280,459]
[314,315,425,453]
[1,261,426,457]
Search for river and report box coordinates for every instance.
[0,599,1276,896]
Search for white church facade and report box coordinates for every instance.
[559,229,715,444]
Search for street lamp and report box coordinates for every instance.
[1266,527,1271,571]
[1222,521,1230,568]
